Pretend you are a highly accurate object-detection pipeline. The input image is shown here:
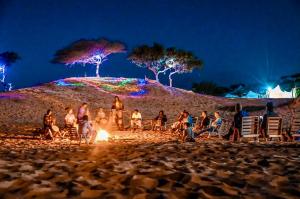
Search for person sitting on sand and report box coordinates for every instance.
[111,96,124,130]
[182,122,195,142]
[131,109,142,130]
[152,110,167,131]
[64,107,77,128]
[80,115,96,144]
[43,109,56,139]
[77,103,89,125]
[95,108,107,127]
[193,111,210,132]
[260,102,278,139]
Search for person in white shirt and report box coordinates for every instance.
[64,108,77,127]
[131,109,142,129]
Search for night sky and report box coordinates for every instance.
[0,0,299,89]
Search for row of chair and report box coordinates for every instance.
[240,109,300,141]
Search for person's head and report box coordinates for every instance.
[159,110,164,116]
[99,108,104,112]
[201,111,207,117]
[266,102,274,112]
[214,111,220,118]
[183,122,190,129]
[46,109,52,115]
[114,96,120,102]
[235,103,242,113]
[134,109,139,113]
[82,103,87,108]
[183,110,189,117]
[82,115,89,121]
[68,108,73,114]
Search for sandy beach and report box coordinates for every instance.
[0,130,300,199]
[0,78,299,198]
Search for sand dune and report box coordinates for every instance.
[0,77,293,134]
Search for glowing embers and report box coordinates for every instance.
[95,129,110,141]
[55,79,85,87]
[0,93,25,100]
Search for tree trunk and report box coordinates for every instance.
[169,71,177,87]
[96,63,100,77]
[0,66,5,82]
[155,73,159,82]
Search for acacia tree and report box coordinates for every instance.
[128,43,169,82]
[165,48,203,87]
[52,38,126,77]
[0,52,20,91]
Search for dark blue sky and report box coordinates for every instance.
[0,0,299,89]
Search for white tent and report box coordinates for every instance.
[243,91,260,98]
[225,94,239,98]
[268,85,293,98]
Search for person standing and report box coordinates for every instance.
[77,103,89,125]
[111,96,124,130]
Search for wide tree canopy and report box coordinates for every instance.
[128,43,166,82]
[52,38,126,77]
[165,48,203,87]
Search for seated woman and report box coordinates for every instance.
[171,110,193,133]
[131,109,142,130]
[95,108,107,128]
[152,110,168,131]
[193,111,210,132]
[260,102,278,139]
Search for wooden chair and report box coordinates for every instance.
[267,117,282,141]
[240,116,259,142]
[61,126,79,144]
[290,109,300,141]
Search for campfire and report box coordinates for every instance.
[95,129,110,141]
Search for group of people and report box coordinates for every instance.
[42,96,124,143]
[42,94,287,143]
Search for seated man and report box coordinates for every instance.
[182,123,195,142]
[131,109,142,130]
[65,108,77,128]
[63,107,77,137]
[193,111,210,132]
[43,109,57,139]
[152,110,168,131]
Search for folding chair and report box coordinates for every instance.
[240,116,259,142]
[267,117,282,141]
